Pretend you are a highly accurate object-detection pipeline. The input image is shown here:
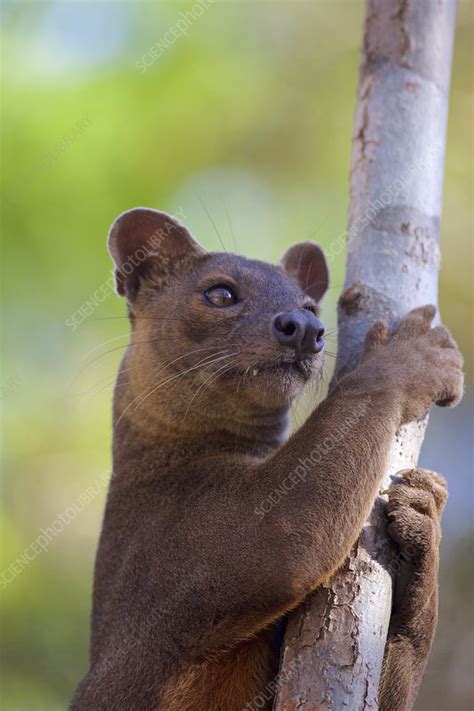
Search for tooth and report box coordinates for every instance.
[252,368,259,376]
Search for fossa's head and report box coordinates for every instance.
[109,208,329,432]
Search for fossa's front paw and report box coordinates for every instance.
[361,306,464,424]
[385,468,447,559]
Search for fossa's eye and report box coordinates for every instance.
[204,285,238,308]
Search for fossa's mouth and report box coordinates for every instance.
[223,355,321,383]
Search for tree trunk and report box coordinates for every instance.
[274,1,457,708]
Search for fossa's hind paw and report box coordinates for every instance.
[386,468,447,558]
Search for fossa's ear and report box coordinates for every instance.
[280,241,329,302]
[108,208,205,299]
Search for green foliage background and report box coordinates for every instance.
[1,1,472,709]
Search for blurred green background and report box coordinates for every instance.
[1,1,472,709]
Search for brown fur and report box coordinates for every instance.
[379,467,448,711]
[71,209,463,711]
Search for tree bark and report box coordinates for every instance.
[274,1,457,708]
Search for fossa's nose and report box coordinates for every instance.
[272,310,325,356]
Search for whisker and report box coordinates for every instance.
[72,366,141,398]
[116,351,237,426]
[182,359,238,421]
[291,400,304,431]
[84,335,161,365]
[131,352,237,417]
[306,216,330,242]
[110,348,228,424]
[224,203,238,253]
[79,331,131,362]
[306,281,344,293]
[75,346,221,399]
[138,346,231,395]
[76,327,214,377]
[150,345,226,380]
[236,363,252,394]
[84,316,186,324]
[69,334,170,389]
[196,193,227,252]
